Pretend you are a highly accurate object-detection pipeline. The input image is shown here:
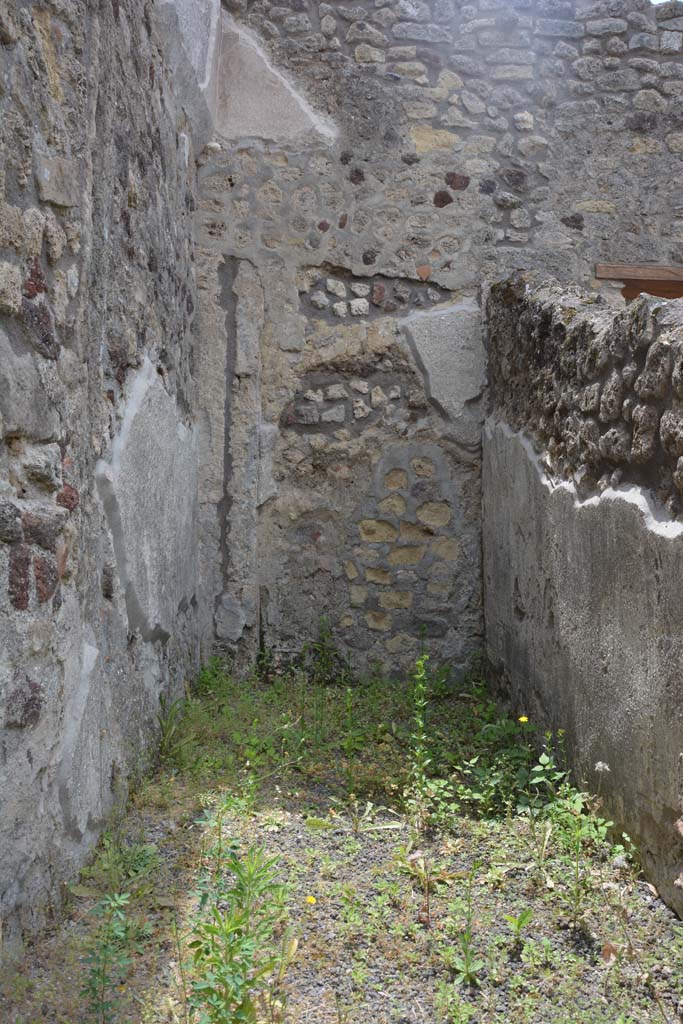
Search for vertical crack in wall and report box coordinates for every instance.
[211,259,265,663]
[216,256,238,603]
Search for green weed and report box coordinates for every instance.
[81,893,133,1024]
[187,844,291,1024]
[504,906,534,947]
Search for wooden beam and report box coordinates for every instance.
[621,280,683,301]
[596,262,683,282]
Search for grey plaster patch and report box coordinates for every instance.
[402,299,486,446]
[34,155,80,208]
[215,592,247,642]
[55,636,103,842]
[257,424,279,507]
[483,417,683,918]
[95,360,198,643]
[0,329,60,442]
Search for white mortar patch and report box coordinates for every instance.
[486,418,683,541]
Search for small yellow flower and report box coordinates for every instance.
[518,715,529,723]
[305,895,317,905]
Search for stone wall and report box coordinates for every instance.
[217,0,683,283]
[488,277,683,514]
[484,282,683,916]
[195,0,683,675]
[0,0,206,954]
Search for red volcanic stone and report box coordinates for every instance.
[21,298,59,359]
[500,167,528,191]
[56,484,79,511]
[22,257,47,299]
[445,172,470,191]
[317,220,330,232]
[561,213,584,230]
[34,553,59,604]
[371,281,386,306]
[5,676,44,729]
[416,264,432,281]
[9,544,30,610]
[433,190,453,208]
[22,510,63,552]
[338,213,348,229]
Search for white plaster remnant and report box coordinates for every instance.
[214,13,338,144]
[154,0,222,149]
[402,298,486,446]
[95,359,198,643]
[487,419,683,539]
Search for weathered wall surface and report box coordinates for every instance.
[484,283,683,916]
[0,0,208,953]
[195,0,683,675]
[4,0,683,951]
[195,7,490,676]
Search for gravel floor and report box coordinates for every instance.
[2,672,683,1024]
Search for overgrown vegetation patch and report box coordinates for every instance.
[2,643,682,1024]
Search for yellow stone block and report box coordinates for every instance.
[416,502,452,528]
[385,632,418,655]
[379,494,406,516]
[384,469,408,490]
[365,567,393,585]
[359,519,399,543]
[629,139,662,155]
[431,536,460,561]
[388,545,426,566]
[426,70,464,100]
[353,546,380,563]
[409,125,460,155]
[379,590,413,610]
[400,522,433,542]
[355,44,384,63]
[574,199,616,214]
[411,457,436,477]
[350,585,368,607]
[366,610,392,631]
